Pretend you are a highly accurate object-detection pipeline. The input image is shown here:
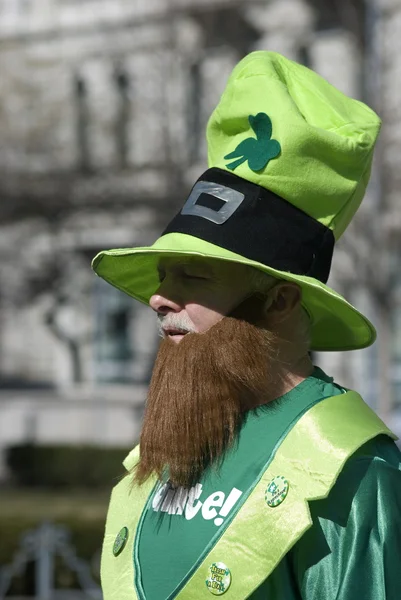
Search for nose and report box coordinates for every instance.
[149,289,182,315]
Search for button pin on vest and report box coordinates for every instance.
[113,526,129,556]
[265,476,289,507]
[205,562,232,595]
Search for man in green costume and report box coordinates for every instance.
[93,52,401,599]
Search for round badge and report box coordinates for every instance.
[265,476,289,508]
[113,526,129,556]
[205,562,231,595]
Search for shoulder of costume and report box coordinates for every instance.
[123,444,140,472]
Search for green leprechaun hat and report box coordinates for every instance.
[92,51,381,351]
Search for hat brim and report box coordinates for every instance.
[92,232,376,352]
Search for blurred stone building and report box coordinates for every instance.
[0,0,400,475]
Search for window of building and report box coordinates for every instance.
[298,45,312,68]
[187,61,202,164]
[114,68,131,169]
[74,75,91,172]
[93,277,134,383]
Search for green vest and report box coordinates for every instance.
[101,392,395,600]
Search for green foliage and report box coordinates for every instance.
[6,443,132,488]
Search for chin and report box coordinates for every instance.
[168,334,187,344]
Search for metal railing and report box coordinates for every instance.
[0,522,102,600]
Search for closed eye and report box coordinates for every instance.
[157,264,212,283]
[182,272,208,280]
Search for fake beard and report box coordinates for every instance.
[134,297,277,489]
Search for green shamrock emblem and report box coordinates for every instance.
[224,113,281,172]
[268,481,278,494]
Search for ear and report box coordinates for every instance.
[264,282,302,324]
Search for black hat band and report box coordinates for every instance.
[162,168,334,284]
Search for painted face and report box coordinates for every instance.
[149,257,255,343]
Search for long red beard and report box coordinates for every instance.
[133,297,277,489]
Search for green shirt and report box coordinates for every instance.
[253,433,401,599]
[137,367,344,599]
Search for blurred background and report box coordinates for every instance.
[0,0,400,597]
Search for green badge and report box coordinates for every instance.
[113,526,129,556]
[265,476,289,507]
[205,562,231,595]
[224,113,281,172]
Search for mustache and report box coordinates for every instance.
[157,313,197,337]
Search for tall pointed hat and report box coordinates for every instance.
[92,51,381,351]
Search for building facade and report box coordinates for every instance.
[0,0,400,476]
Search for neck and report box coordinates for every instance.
[246,351,314,410]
